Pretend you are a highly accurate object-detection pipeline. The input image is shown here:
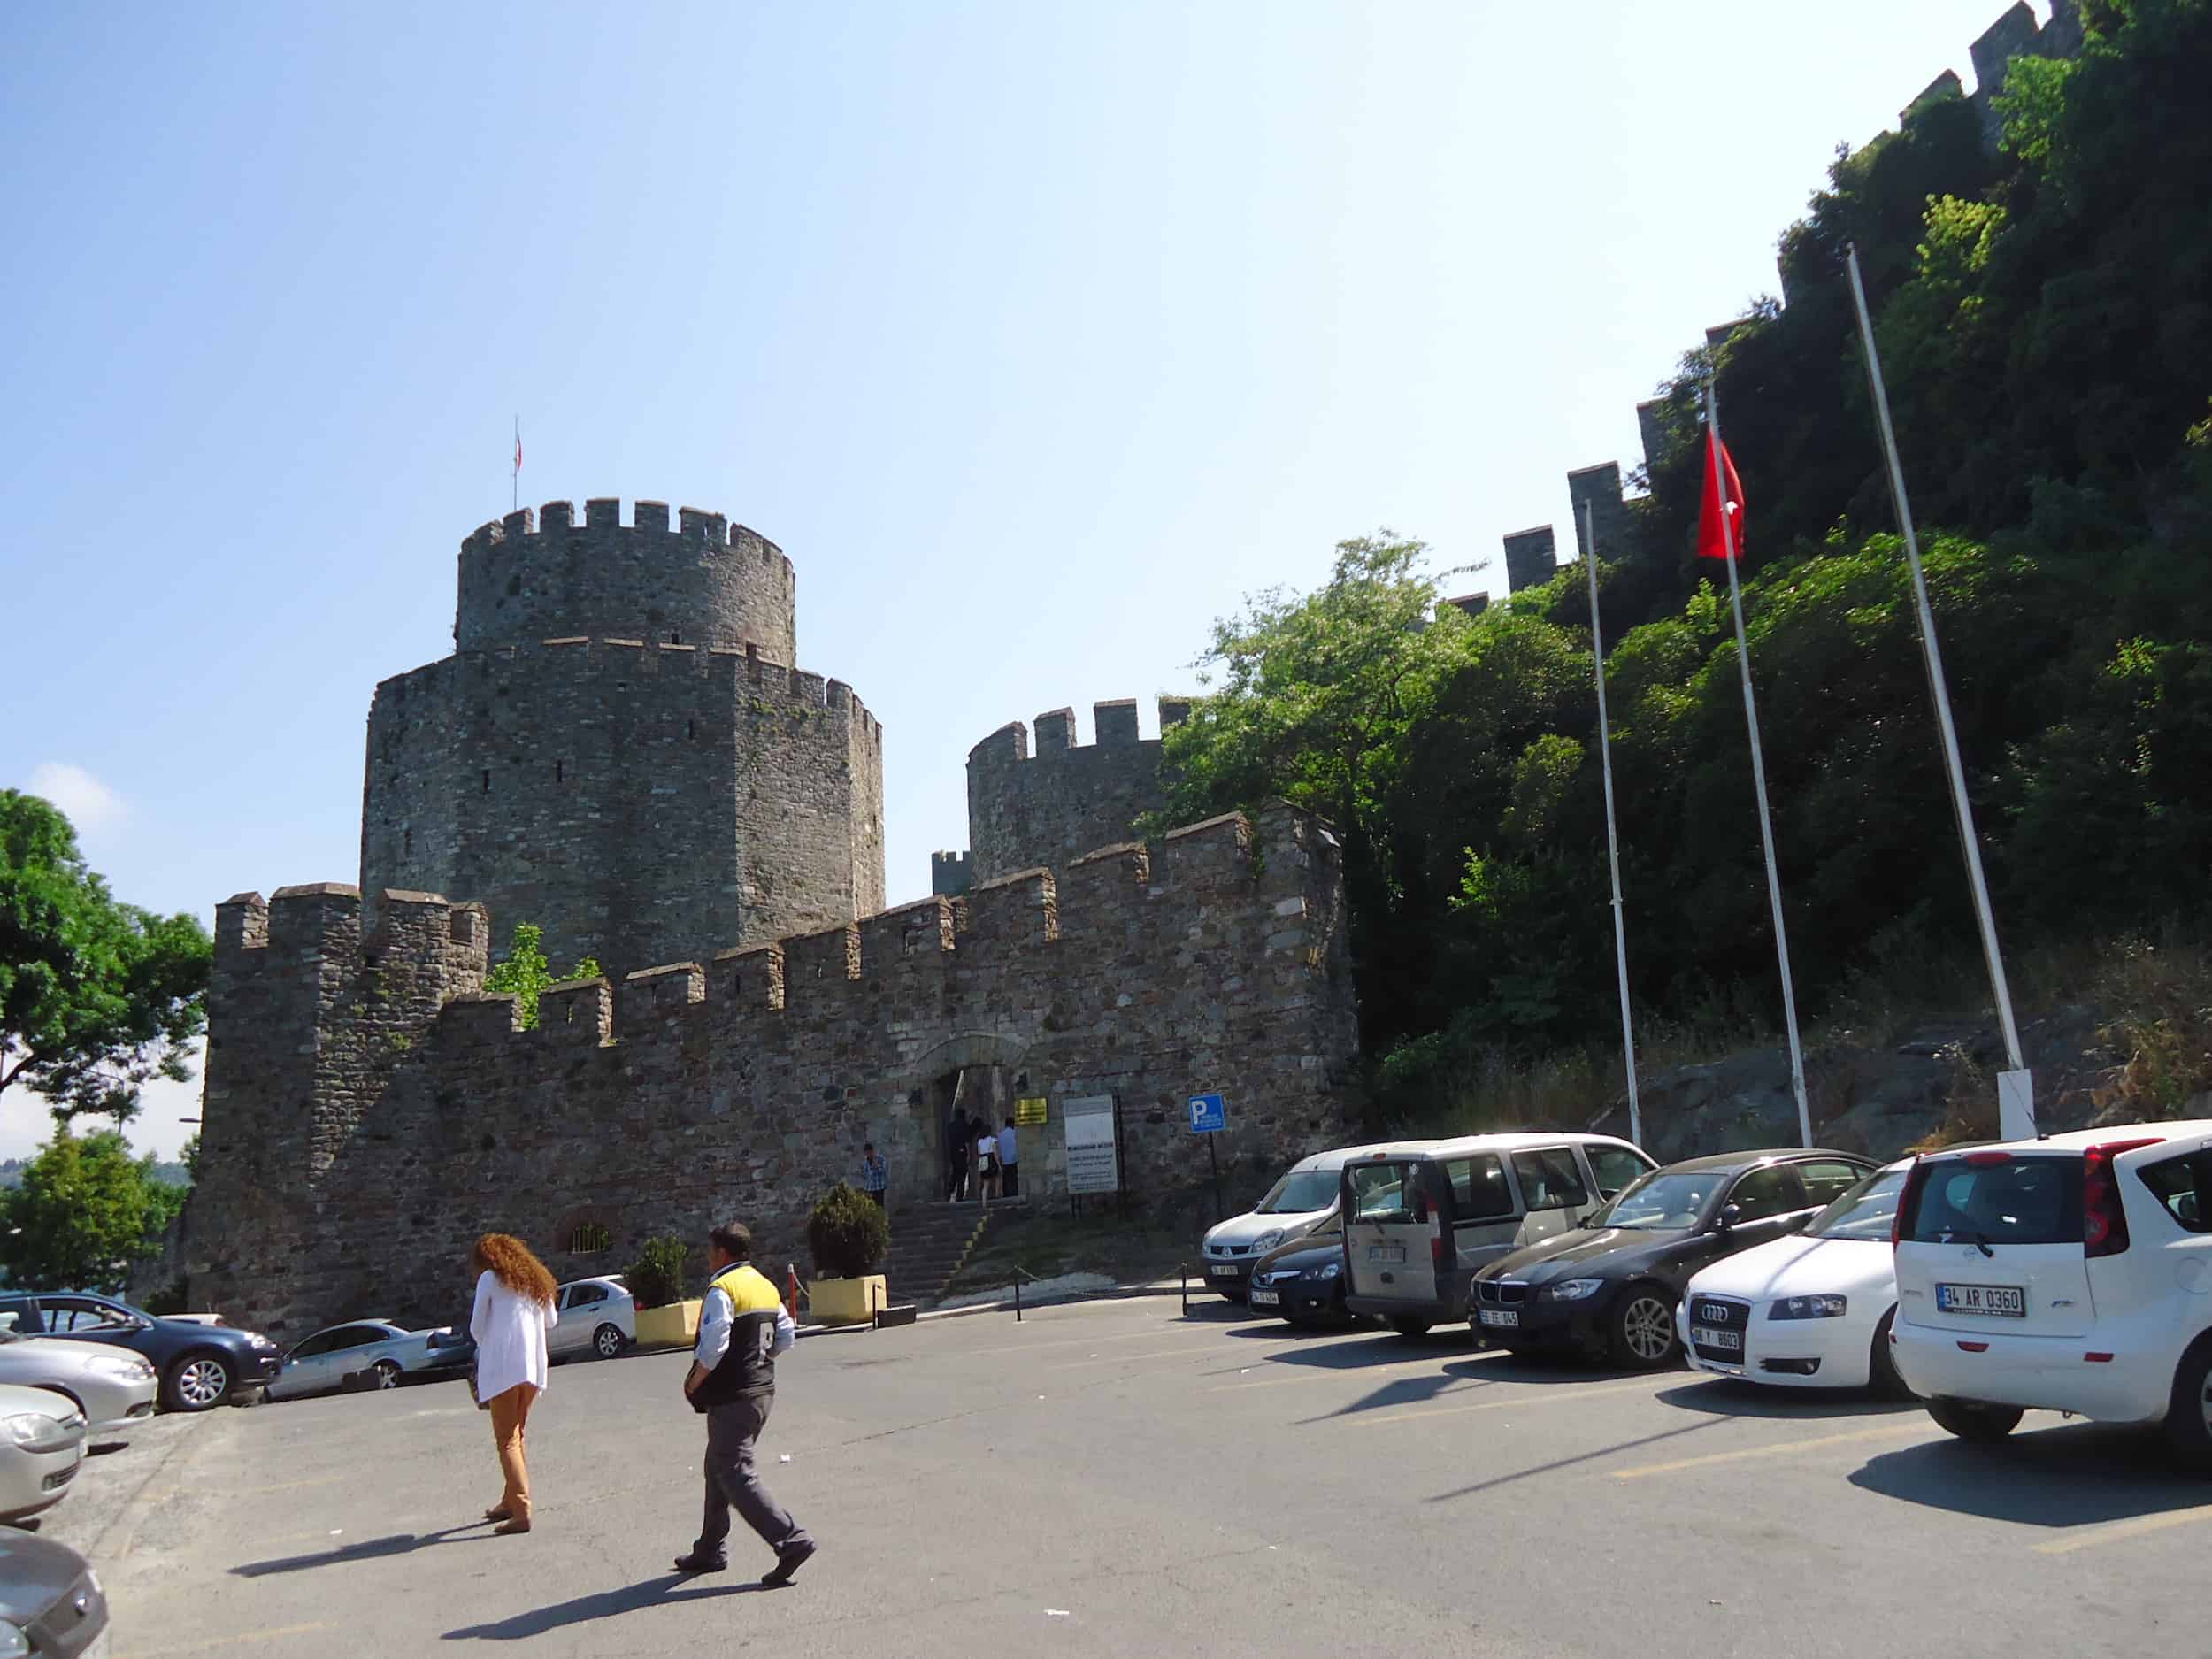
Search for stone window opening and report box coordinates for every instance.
[687,718,696,739]
[669,630,680,644]
[565,1221,611,1254]
[556,759,565,785]
[480,769,491,794]
[403,828,412,856]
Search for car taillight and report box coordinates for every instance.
[2084,1137,2162,1258]
[1892,1157,1927,1248]
[1963,1150,2014,1166]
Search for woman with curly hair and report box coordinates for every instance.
[469,1233,558,1534]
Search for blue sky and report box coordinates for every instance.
[0,1,2041,1158]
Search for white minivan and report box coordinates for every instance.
[1343,1133,1656,1337]
[1892,1120,2212,1455]
[1200,1141,1437,1301]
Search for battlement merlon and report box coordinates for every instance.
[964,695,1194,765]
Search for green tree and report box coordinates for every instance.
[482,922,603,1030]
[0,790,212,1129]
[0,1130,177,1290]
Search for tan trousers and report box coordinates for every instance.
[487,1383,540,1524]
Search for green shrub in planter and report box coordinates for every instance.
[625,1234,694,1310]
[807,1182,889,1279]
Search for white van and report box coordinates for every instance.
[1200,1141,1438,1301]
[1341,1133,1656,1336]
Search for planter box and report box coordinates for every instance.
[809,1275,887,1327]
[634,1298,703,1349]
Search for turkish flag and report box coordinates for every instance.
[1696,429,1746,561]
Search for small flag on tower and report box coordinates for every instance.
[1696,429,1746,560]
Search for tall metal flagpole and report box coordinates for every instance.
[1705,382,1812,1148]
[1584,499,1641,1147]
[1844,244,2033,1135]
[512,416,520,513]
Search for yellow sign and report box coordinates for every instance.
[1015,1096,1048,1125]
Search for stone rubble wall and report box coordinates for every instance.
[960,695,1192,888]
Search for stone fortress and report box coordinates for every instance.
[185,500,1360,1337]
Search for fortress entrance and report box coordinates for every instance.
[896,1033,1032,1207]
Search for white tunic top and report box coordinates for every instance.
[470,1269,555,1399]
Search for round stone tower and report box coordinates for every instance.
[359,498,885,982]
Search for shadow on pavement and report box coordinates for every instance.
[1850,1419,2210,1528]
[1425,1417,1728,1502]
[443,1575,769,1640]
[1656,1377,1918,1420]
[232,1525,488,1577]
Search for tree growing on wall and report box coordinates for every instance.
[0,1129,181,1291]
[482,922,603,1030]
[0,790,212,1129]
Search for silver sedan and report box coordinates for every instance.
[0,1331,158,1434]
[265,1319,470,1401]
[0,1381,88,1525]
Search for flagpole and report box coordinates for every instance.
[512,416,520,513]
[1584,498,1641,1148]
[1844,244,2032,1133]
[1705,382,1812,1148]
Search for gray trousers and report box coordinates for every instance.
[696,1394,810,1559]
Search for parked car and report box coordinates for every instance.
[1343,1133,1660,1338]
[0,1382,86,1526]
[264,1319,473,1401]
[1471,1148,1877,1370]
[1246,1230,1360,1326]
[1890,1120,2212,1455]
[551,1277,635,1361]
[1201,1141,1437,1301]
[0,1290,281,1413]
[0,1521,107,1658]
[1678,1159,1914,1394]
[0,1332,157,1435]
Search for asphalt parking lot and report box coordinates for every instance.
[69,1294,2212,1658]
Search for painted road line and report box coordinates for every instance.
[1612,1421,1925,1479]
[117,1622,334,1658]
[1347,1378,1663,1426]
[219,1472,349,1496]
[2032,1503,2212,1555]
[1206,1357,1484,1393]
[1042,1345,1224,1371]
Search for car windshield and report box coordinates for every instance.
[1806,1166,1909,1240]
[1256,1170,1340,1215]
[1587,1170,1721,1230]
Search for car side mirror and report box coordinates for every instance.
[1783,1212,1811,1233]
[1715,1203,1741,1232]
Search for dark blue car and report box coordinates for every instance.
[0,1290,283,1411]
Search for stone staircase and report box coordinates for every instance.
[884,1200,1028,1308]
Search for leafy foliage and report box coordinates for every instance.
[623,1234,694,1310]
[806,1181,889,1279]
[482,922,603,1030]
[0,790,213,1128]
[0,1130,180,1290]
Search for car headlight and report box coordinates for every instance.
[1539,1279,1606,1302]
[1770,1294,1847,1320]
[249,1333,277,1349]
[1252,1229,1285,1253]
[91,1355,154,1379]
[0,1412,74,1454]
[1302,1261,1342,1280]
[0,1618,29,1659]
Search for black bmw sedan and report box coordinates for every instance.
[1468,1148,1875,1370]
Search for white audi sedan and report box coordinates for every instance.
[1678,1159,1914,1394]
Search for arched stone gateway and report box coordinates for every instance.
[890,1033,1034,1205]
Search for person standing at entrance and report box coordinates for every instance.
[675,1220,816,1586]
[860,1142,888,1207]
[946,1107,972,1202]
[469,1233,557,1535]
[975,1123,1000,1203]
[997,1116,1019,1198]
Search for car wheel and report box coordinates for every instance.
[372,1359,402,1390]
[2162,1333,2212,1471]
[1609,1286,1680,1370]
[593,1323,625,1359]
[1388,1317,1433,1340]
[1869,1308,1913,1400]
[165,1352,233,1412]
[1925,1397,2024,1443]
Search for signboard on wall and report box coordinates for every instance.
[1015,1096,1049,1126]
[1063,1094,1121,1194]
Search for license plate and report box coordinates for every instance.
[1249,1289,1280,1307]
[1937,1283,2025,1317]
[1209,1265,1239,1278]
[1477,1309,1519,1328]
[1693,1326,1742,1352]
[1367,1244,1407,1265]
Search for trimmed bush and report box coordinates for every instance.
[624,1234,694,1310]
[806,1182,889,1279]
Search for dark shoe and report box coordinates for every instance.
[672,1551,727,1575]
[761,1538,816,1586]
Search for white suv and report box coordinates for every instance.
[1891,1120,2212,1456]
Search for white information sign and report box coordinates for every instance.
[1064,1094,1121,1195]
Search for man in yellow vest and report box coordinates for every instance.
[673,1220,816,1584]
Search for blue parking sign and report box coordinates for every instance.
[1187,1094,1226,1133]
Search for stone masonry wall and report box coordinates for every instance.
[964,696,1189,886]
[185,803,1359,1339]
